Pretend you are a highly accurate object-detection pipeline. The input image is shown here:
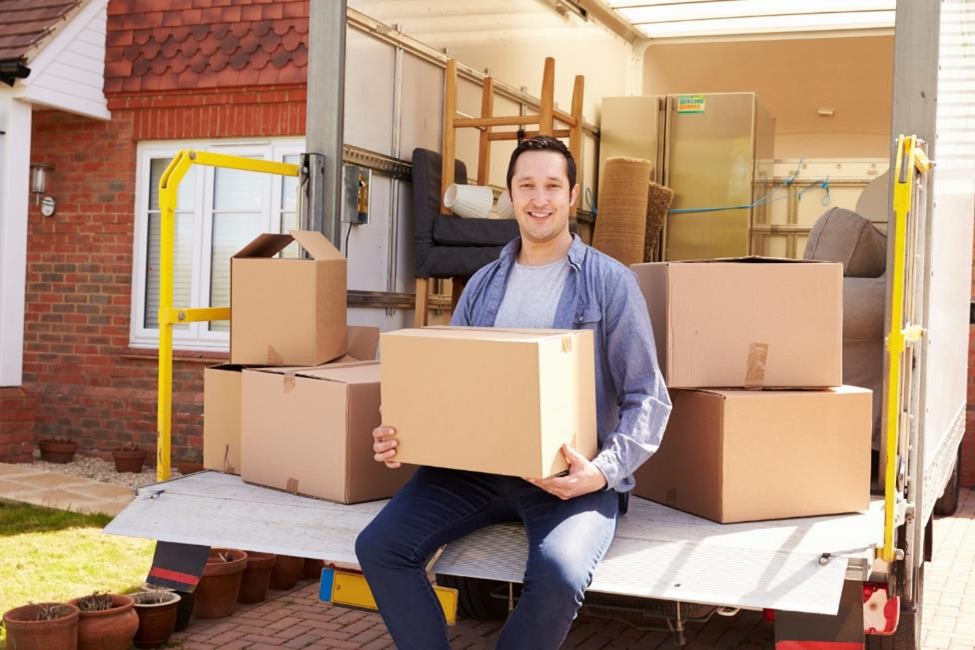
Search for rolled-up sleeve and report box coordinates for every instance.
[590,269,671,491]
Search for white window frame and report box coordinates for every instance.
[130,137,305,351]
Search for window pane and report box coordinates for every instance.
[209,211,264,332]
[145,211,194,330]
[214,165,263,211]
[279,211,300,258]
[281,154,299,212]
[149,158,196,211]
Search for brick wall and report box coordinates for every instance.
[0,387,37,462]
[23,85,305,464]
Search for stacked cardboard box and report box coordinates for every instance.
[202,230,412,504]
[631,258,872,523]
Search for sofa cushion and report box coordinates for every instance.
[804,207,887,278]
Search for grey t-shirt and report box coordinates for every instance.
[494,257,570,328]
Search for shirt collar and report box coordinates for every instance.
[499,234,586,271]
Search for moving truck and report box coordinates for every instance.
[106,1,974,647]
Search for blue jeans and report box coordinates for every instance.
[355,467,619,650]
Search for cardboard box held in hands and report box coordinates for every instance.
[633,386,871,523]
[631,258,843,389]
[380,327,597,479]
[231,230,347,366]
[204,326,379,475]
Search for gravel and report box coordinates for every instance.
[31,448,175,490]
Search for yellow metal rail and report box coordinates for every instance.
[879,135,931,563]
[157,150,299,481]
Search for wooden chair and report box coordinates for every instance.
[414,56,584,327]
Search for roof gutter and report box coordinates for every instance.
[0,59,31,86]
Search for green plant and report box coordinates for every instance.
[75,592,115,612]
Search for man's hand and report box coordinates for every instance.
[527,444,606,499]
[372,426,401,468]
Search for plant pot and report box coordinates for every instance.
[131,591,181,649]
[2,602,80,650]
[113,448,146,473]
[38,438,78,463]
[268,554,304,591]
[238,551,277,604]
[176,460,204,475]
[194,548,246,619]
[172,590,194,632]
[68,593,138,650]
[302,557,325,580]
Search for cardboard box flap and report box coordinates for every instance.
[234,233,295,259]
[246,362,379,384]
[391,327,578,343]
[346,326,380,361]
[675,256,821,265]
[289,230,344,261]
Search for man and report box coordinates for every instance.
[356,136,670,649]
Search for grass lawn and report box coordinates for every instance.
[0,500,154,648]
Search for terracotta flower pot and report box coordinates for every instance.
[268,554,304,591]
[38,438,78,463]
[176,460,204,475]
[68,593,138,650]
[2,602,80,650]
[303,557,325,580]
[194,548,246,619]
[238,551,277,604]
[113,448,147,473]
[131,590,181,649]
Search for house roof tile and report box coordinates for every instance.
[105,0,308,93]
[0,0,83,63]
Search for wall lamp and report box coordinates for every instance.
[30,163,56,215]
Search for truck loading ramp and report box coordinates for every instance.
[104,471,882,616]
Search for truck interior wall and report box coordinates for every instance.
[642,35,895,159]
[445,37,632,123]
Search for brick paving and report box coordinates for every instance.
[170,489,975,649]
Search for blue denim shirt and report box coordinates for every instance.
[451,235,671,492]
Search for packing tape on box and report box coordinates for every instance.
[286,477,299,494]
[223,445,236,474]
[267,345,284,366]
[562,335,573,353]
[282,370,297,393]
[744,342,769,390]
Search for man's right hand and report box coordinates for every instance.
[372,426,401,468]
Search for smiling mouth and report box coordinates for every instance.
[527,211,551,220]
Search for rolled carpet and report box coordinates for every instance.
[644,181,675,262]
[593,157,653,266]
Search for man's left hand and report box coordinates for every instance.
[527,444,607,499]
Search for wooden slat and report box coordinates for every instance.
[477,77,494,186]
[455,114,540,129]
[488,129,571,142]
[539,57,555,136]
[441,58,458,215]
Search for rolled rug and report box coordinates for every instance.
[644,181,675,262]
[593,157,652,266]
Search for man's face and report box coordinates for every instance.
[508,150,579,246]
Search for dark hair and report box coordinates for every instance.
[505,135,576,191]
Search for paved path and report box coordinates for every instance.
[0,461,134,516]
[1,461,972,648]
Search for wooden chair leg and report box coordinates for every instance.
[414,277,430,327]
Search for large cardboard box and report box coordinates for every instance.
[204,326,379,475]
[380,327,597,478]
[633,386,871,523]
[241,361,412,503]
[231,230,347,366]
[631,259,843,389]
